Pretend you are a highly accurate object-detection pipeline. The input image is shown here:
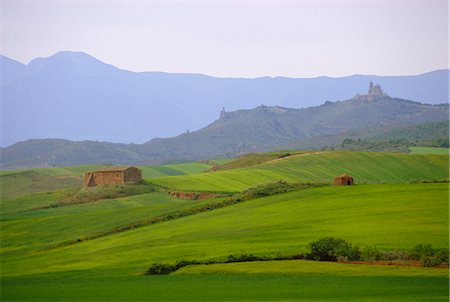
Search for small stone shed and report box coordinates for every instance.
[334,174,354,186]
[83,166,142,187]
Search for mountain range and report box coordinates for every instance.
[1,51,449,147]
[1,93,448,169]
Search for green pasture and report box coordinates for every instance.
[2,265,448,302]
[1,192,219,254]
[178,259,448,277]
[138,162,212,179]
[152,151,449,192]
[1,183,447,278]
[1,151,448,301]
[409,147,449,155]
[0,162,214,199]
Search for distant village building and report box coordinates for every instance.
[354,82,388,103]
[83,166,142,187]
[334,174,354,186]
[220,107,227,119]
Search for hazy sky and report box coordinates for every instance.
[1,0,448,77]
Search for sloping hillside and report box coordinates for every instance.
[1,96,448,169]
[1,183,447,278]
[152,151,449,192]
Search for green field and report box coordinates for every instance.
[152,151,449,192]
[409,147,449,155]
[0,162,215,200]
[0,151,448,301]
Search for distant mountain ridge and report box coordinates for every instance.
[1,93,448,169]
[1,51,448,147]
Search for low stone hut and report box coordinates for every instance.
[83,166,142,187]
[334,174,354,186]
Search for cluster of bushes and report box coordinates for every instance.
[145,253,304,275]
[145,239,448,275]
[306,238,448,267]
[410,244,449,267]
[306,237,361,262]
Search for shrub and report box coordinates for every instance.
[411,243,435,260]
[144,263,175,275]
[380,250,409,261]
[409,244,448,267]
[307,237,360,262]
[226,253,263,263]
[435,248,449,264]
[420,256,441,268]
[362,246,381,263]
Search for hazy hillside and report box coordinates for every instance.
[137,97,448,162]
[1,51,448,146]
[1,95,447,169]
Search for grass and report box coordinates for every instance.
[1,183,447,278]
[409,147,449,155]
[1,265,448,302]
[1,192,221,254]
[152,151,449,192]
[177,259,448,277]
[138,162,213,179]
[212,151,302,171]
[1,151,448,301]
[0,162,215,200]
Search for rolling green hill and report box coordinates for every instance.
[0,162,214,199]
[1,183,447,278]
[1,151,448,301]
[152,151,449,192]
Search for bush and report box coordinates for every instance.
[307,237,360,262]
[410,244,448,267]
[420,256,441,268]
[362,246,381,263]
[435,248,449,264]
[144,263,175,275]
[226,253,263,263]
[379,250,409,261]
[411,243,435,260]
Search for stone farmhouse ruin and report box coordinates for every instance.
[83,166,142,187]
[334,174,354,186]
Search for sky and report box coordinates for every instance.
[1,0,448,78]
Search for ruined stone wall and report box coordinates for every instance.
[123,168,142,184]
[93,171,125,186]
[334,176,354,186]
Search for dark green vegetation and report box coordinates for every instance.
[322,121,449,152]
[2,96,448,169]
[3,270,448,302]
[0,151,448,301]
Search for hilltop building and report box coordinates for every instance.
[354,82,388,103]
[220,107,227,119]
[334,174,354,186]
[83,166,142,187]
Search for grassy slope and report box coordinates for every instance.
[1,152,448,301]
[1,192,220,254]
[138,162,212,179]
[409,147,449,154]
[177,259,448,277]
[0,162,214,200]
[152,151,449,192]
[1,183,448,301]
[1,183,447,278]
